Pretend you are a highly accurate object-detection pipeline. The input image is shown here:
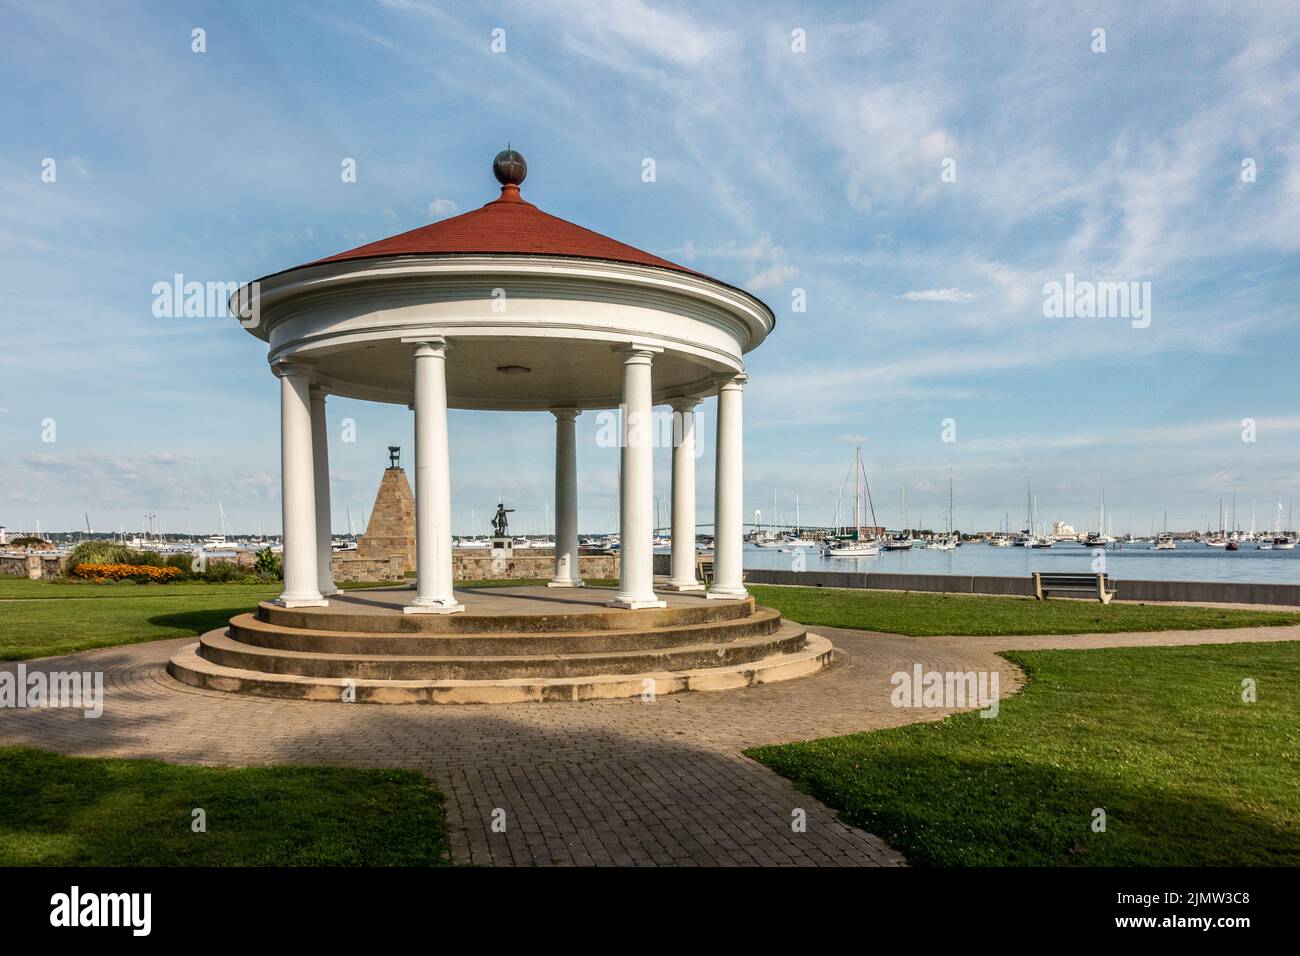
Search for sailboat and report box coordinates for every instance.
[883,483,915,551]
[1082,482,1116,548]
[1274,500,1296,548]
[987,512,1013,546]
[786,494,819,548]
[1026,491,1053,547]
[753,495,788,548]
[1204,499,1229,547]
[202,502,236,551]
[928,472,958,550]
[824,448,880,557]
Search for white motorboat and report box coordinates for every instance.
[1154,532,1176,550]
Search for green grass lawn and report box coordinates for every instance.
[748,584,1300,636]
[748,641,1300,866]
[0,746,450,866]
[0,581,281,660]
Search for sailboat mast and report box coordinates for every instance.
[853,448,861,537]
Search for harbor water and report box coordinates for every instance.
[741,541,1300,585]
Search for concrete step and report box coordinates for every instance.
[198,622,808,680]
[229,607,783,655]
[167,633,834,704]
[258,594,756,634]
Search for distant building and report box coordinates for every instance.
[1052,521,1076,536]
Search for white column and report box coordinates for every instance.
[707,373,747,600]
[405,339,464,614]
[549,407,583,587]
[664,397,704,591]
[309,386,338,597]
[275,362,326,607]
[610,345,665,609]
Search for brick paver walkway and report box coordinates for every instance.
[3,621,1297,866]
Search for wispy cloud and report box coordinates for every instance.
[898,288,977,303]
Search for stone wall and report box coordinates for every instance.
[331,549,618,583]
[332,554,409,583]
[0,553,70,580]
[453,551,618,582]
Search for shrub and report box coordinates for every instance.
[253,547,282,579]
[199,560,253,583]
[164,553,196,576]
[64,542,145,570]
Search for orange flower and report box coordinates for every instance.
[72,563,185,582]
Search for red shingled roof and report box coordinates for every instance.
[303,183,702,277]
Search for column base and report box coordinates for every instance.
[608,594,667,610]
[275,593,329,608]
[319,586,340,597]
[403,599,465,615]
[662,580,705,592]
[705,587,748,601]
[547,579,585,588]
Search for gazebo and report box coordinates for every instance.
[239,150,774,612]
[173,151,827,703]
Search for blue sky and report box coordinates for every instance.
[2,0,1298,538]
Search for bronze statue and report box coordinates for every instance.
[491,503,514,537]
[387,446,400,468]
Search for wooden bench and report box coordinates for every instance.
[1032,572,1116,604]
[696,557,714,585]
[694,556,745,587]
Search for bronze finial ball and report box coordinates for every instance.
[493,147,527,186]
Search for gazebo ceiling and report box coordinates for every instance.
[305,334,725,410]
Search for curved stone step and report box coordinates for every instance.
[167,633,834,704]
[258,594,756,634]
[197,622,808,680]
[229,607,784,656]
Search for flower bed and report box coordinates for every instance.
[71,563,186,584]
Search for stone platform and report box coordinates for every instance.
[167,585,832,704]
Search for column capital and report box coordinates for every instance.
[272,359,315,380]
[550,406,581,421]
[401,334,450,357]
[613,342,663,364]
[716,372,748,392]
[668,395,702,412]
[308,383,329,400]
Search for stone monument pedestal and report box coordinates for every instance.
[490,537,513,558]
